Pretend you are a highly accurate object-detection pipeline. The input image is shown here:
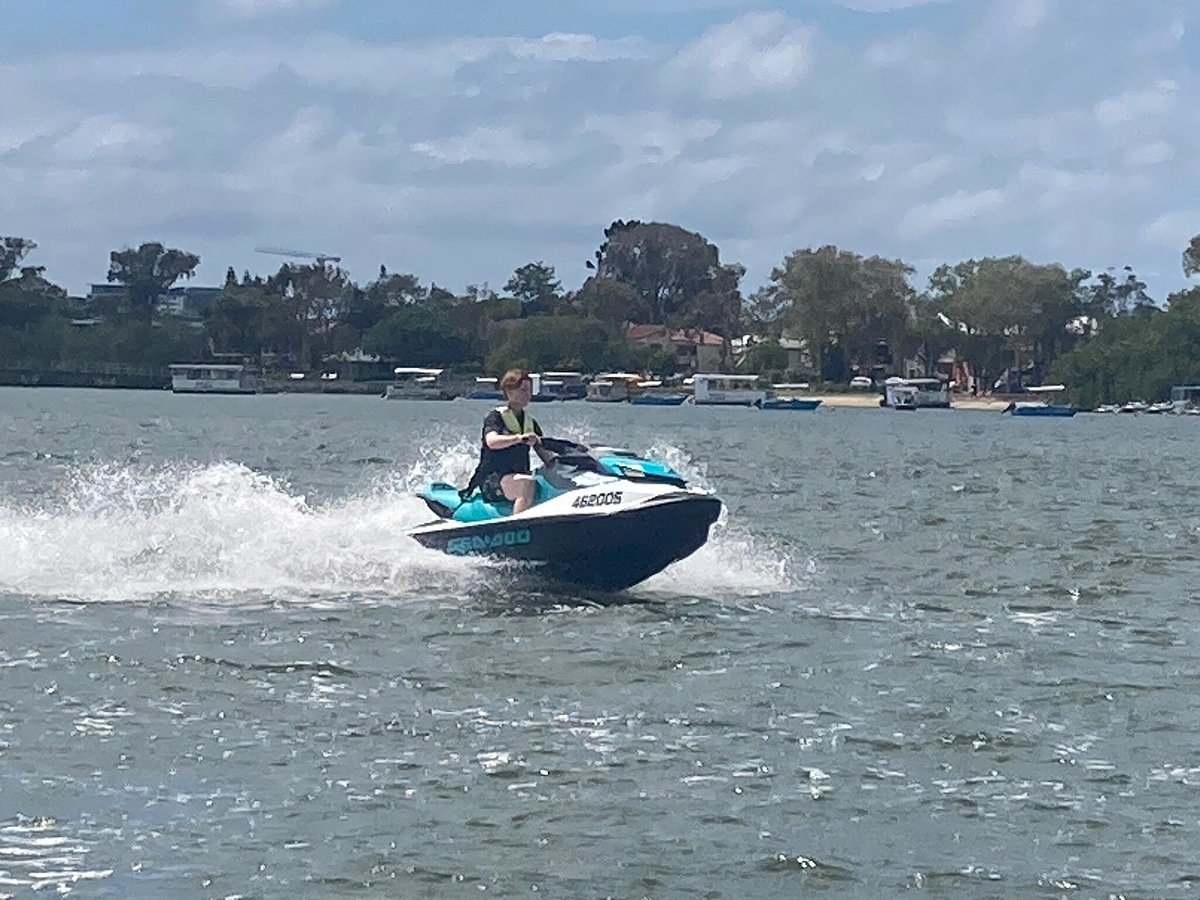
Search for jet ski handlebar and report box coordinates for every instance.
[539,436,589,455]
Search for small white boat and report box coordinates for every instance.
[1004,385,1076,417]
[169,364,259,394]
[759,383,822,411]
[586,373,644,403]
[531,371,587,401]
[881,377,950,409]
[629,380,688,406]
[384,367,455,400]
[692,373,766,407]
[1170,385,1200,413]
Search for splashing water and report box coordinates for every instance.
[0,440,802,604]
[0,460,478,603]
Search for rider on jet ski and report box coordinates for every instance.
[463,368,555,513]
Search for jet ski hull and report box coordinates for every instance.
[411,493,721,591]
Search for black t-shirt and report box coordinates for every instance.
[479,409,543,477]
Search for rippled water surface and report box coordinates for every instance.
[1,387,1199,897]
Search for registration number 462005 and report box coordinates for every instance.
[571,491,623,509]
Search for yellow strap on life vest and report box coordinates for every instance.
[496,405,538,435]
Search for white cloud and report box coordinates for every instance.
[1141,211,1199,251]
[1094,80,1180,127]
[900,189,1008,238]
[53,116,172,162]
[1124,141,1175,167]
[581,113,723,164]
[1010,0,1051,29]
[216,0,337,19]
[835,0,956,11]
[663,13,815,99]
[2,0,1198,304]
[412,125,557,168]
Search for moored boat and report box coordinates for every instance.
[169,364,260,394]
[384,367,455,400]
[759,383,821,411]
[692,373,766,407]
[629,380,688,406]
[1004,385,1076,417]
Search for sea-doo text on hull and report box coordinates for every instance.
[410,440,721,591]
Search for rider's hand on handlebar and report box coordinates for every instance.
[524,434,542,447]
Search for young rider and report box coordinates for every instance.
[466,368,555,513]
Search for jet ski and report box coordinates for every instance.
[410,438,722,591]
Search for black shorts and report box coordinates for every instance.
[481,472,506,503]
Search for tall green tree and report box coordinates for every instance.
[588,220,740,325]
[1083,266,1151,320]
[925,256,1087,386]
[1184,235,1200,277]
[1,236,39,281]
[267,262,350,367]
[505,261,562,315]
[206,278,301,359]
[571,277,649,324]
[770,245,914,379]
[364,304,474,367]
[484,316,636,373]
[1050,296,1200,407]
[0,238,70,356]
[107,242,200,324]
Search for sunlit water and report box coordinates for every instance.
[1,387,1198,897]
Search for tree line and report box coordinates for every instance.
[2,226,1199,403]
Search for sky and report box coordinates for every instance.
[2,0,1197,302]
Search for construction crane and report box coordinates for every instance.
[255,246,342,268]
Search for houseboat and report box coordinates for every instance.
[383,367,455,400]
[692,373,767,407]
[586,373,644,403]
[169,364,260,394]
[532,371,587,401]
[881,377,951,409]
[1170,385,1200,413]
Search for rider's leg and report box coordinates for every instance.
[500,474,537,514]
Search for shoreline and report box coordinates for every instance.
[811,393,1010,411]
[0,381,1026,410]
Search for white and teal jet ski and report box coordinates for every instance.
[410,438,722,591]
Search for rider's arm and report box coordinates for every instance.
[485,429,528,450]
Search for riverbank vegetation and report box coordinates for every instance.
[2,228,1199,404]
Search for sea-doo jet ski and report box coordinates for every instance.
[410,438,722,591]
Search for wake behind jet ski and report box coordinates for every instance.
[410,438,722,591]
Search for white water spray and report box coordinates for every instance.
[0,441,800,604]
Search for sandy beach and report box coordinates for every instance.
[811,393,1011,411]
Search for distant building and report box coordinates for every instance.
[731,334,811,374]
[626,323,725,373]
